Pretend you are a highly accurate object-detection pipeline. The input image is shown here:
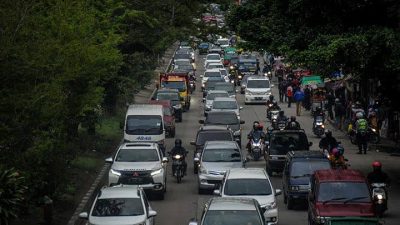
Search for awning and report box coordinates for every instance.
[301,75,323,86]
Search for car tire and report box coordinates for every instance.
[287,196,294,210]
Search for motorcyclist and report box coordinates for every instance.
[277,110,287,123]
[285,116,301,130]
[270,101,281,111]
[247,121,265,152]
[319,129,338,153]
[169,139,188,175]
[367,161,391,185]
[355,112,368,154]
[266,95,275,107]
[330,147,346,168]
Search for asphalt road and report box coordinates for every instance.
[149,51,400,225]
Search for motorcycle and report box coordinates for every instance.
[266,103,273,119]
[349,126,381,145]
[322,144,348,169]
[371,183,388,217]
[171,154,185,183]
[276,120,287,130]
[313,116,325,137]
[249,132,264,161]
[270,111,279,128]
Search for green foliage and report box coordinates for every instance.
[0,167,27,225]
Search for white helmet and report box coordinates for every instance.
[356,112,364,119]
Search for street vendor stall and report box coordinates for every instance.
[301,75,326,115]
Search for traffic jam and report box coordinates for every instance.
[78,4,392,225]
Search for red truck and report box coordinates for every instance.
[158,72,191,111]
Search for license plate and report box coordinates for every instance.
[255,97,262,100]
[127,178,142,183]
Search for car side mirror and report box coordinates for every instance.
[271,84,275,87]
[239,106,243,110]
[105,157,113,163]
[189,219,198,225]
[309,142,313,146]
[202,98,205,102]
[78,212,88,219]
[194,157,200,162]
[199,119,205,124]
[148,210,157,218]
[213,189,221,196]
[200,75,203,78]
[162,157,169,163]
[240,120,245,124]
[190,141,196,145]
[275,189,282,196]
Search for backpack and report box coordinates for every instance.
[287,87,293,97]
[356,119,368,133]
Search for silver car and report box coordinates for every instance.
[196,141,245,194]
[106,142,168,199]
[210,97,243,119]
[214,168,281,225]
[79,185,157,225]
[203,90,229,115]
[189,197,266,225]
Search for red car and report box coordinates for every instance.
[308,169,375,225]
[149,100,176,137]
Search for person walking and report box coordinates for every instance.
[294,88,305,116]
[286,84,293,108]
[334,98,346,130]
[303,85,311,110]
[326,90,335,121]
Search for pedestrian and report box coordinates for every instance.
[287,84,293,108]
[303,85,311,110]
[326,91,335,121]
[294,88,305,116]
[334,98,346,130]
[278,81,285,103]
[355,112,368,154]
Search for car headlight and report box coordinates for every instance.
[262,201,277,210]
[110,169,121,176]
[151,168,162,176]
[246,90,251,95]
[377,194,383,200]
[290,185,300,191]
[316,122,323,125]
[371,128,376,132]
[202,83,205,87]
[264,73,268,76]
[268,71,272,74]
[238,75,242,79]
[233,130,241,136]
[206,105,211,110]
[230,80,235,83]
[230,66,234,69]
[316,216,330,224]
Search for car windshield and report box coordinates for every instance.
[176,65,193,71]
[290,161,331,177]
[215,84,234,94]
[224,179,272,195]
[199,43,209,48]
[175,60,191,66]
[126,115,163,135]
[231,58,239,64]
[205,71,221,77]
[156,93,179,101]
[208,64,224,69]
[269,132,309,155]
[206,114,238,125]
[175,53,190,60]
[207,55,220,60]
[207,92,229,100]
[161,81,186,92]
[213,101,237,109]
[196,131,233,145]
[318,182,371,203]
[92,198,144,217]
[116,149,159,162]
[240,62,257,67]
[162,107,173,116]
[203,210,262,225]
[247,80,270,88]
[202,148,241,162]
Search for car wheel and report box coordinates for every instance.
[287,196,294,210]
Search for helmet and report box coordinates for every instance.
[273,101,278,106]
[335,98,340,103]
[269,95,274,101]
[356,112,364,119]
[325,129,332,138]
[331,148,340,157]
[316,106,322,111]
[290,116,296,122]
[175,139,182,147]
[279,110,284,116]
[253,121,260,129]
[372,161,382,169]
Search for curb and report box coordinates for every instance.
[66,42,179,225]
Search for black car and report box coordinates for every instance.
[151,88,183,122]
[282,151,331,209]
[264,129,312,176]
[199,111,244,146]
[190,125,235,174]
[198,42,210,55]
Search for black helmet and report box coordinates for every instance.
[290,116,296,122]
[324,129,332,138]
[175,139,182,147]
[316,106,321,111]
[253,121,260,129]
[279,110,284,116]
[269,95,274,101]
[273,101,278,106]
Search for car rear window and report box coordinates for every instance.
[290,160,331,177]
[224,179,272,195]
[196,131,233,145]
[203,210,262,225]
[318,182,371,203]
[269,132,309,155]
[92,198,144,217]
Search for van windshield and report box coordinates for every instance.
[126,115,163,135]
[247,80,270,88]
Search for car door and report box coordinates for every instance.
[308,175,318,223]
[142,190,155,225]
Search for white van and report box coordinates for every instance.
[244,76,272,104]
[123,104,165,147]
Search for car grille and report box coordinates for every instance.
[117,170,154,185]
[207,180,221,185]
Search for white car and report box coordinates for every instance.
[210,97,243,119]
[217,38,230,49]
[204,53,222,67]
[205,62,224,70]
[79,185,157,225]
[245,76,273,104]
[106,142,168,199]
[201,69,222,88]
[214,168,281,225]
[203,90,229,115]
[219,68,230,82]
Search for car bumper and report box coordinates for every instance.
[108,172,165,191]
[198,173,224,189]
[264,208,279,225]
[245,95,268,103]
